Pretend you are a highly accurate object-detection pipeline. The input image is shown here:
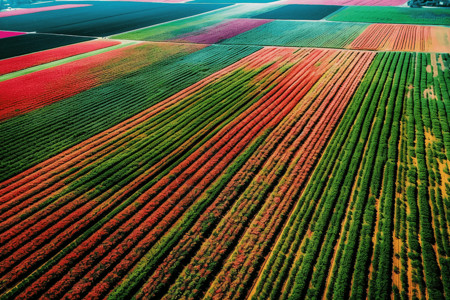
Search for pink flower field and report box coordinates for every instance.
[0,31,25,39]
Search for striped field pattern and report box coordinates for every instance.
[1,1,449,299]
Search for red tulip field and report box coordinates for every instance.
[0,0,448,299]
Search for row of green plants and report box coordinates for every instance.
[0,54,274,298]
[253,52,450,300]
[0,48,313,299]
[0,45,260,182]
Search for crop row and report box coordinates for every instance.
[397,53,450,300]
[252,52,450,300]
[109,49,375,300]
[0,48,374,299]
[0,46,314,298]
[349,24,450,53]
[328,6,450,26]
[0,44,260,182]
[0,46,290,296]
[0,31,25,39]
[196,49,375,300]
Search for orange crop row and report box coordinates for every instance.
[349,24,450,52]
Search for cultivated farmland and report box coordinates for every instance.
[328,6,450,25]
[0,1,449,299]
[253,51,450,300]
[349,24,450,53]
[222,20,368,48]
[0,2,231,36]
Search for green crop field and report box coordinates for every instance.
[0,1,449,299]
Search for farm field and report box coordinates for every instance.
[0,0,449,299]
[328,6,450,25]
[349,24,450,52]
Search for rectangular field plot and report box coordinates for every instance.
[0,33,93,59]
[349,24,450,53]
[253,4,342,20]
[222,20,367,48]
[328,6,450,25]
[0,1,230,37]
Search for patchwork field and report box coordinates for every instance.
[0,0,449,299]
